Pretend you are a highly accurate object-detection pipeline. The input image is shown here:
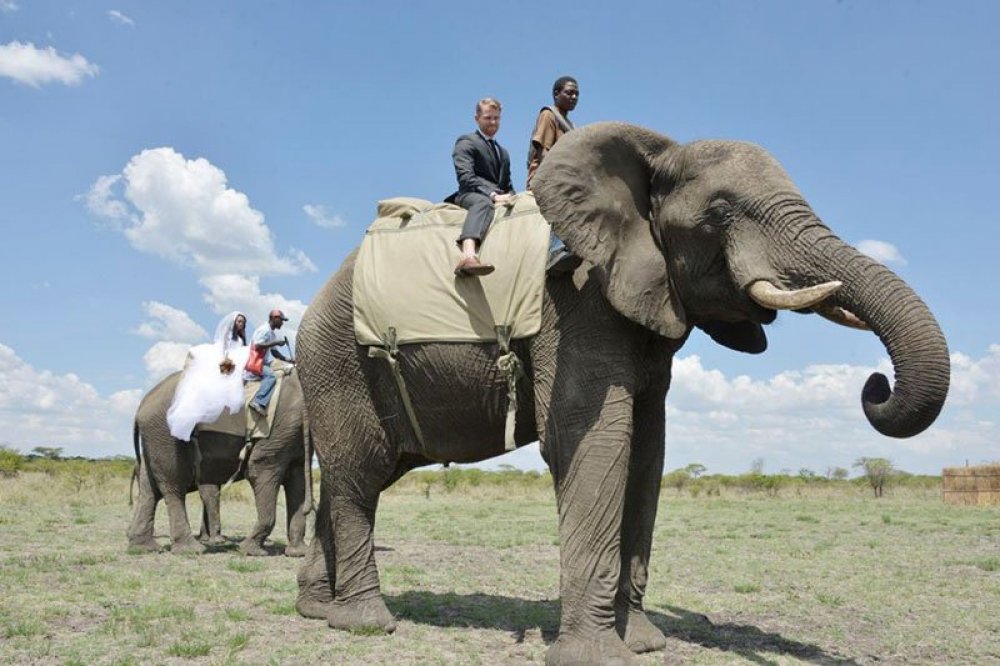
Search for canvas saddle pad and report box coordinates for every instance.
[353,193,549,346]
[196,362,294,440]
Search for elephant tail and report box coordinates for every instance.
[302,411,314,515]
[129,420,141,508]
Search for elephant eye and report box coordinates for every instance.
[701,200,734,228]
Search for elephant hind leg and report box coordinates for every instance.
[126,459,161,552]
[198,484,225,545]
[297,469,334,619]
[283,464,308,557]
[240,469,280,557]
[162,492,204,555]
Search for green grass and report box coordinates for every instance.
[733,583,760,594]
[228,559,267,573]
[0,469,997,664]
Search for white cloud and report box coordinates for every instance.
[856,239,907,266]
[133,301,208,343]
[304,204,347,229]
[78,174,130,222]
[1,1,19,13]
[107,10,134,26]
[199,274,305,339]
[143,341,190,382]
[0,41,99,87]
[0,343,137,456]
[662,347,1000,474]
[84,147,315,276]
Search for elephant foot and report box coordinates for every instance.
[327,596,397,634]
[239,539,269,556]
[126,537,160,554]
[545,629,637,666]
[171,536,206,555]
[296,595,332,620]
[284,542,308,558]
[200,534,226,546]
[616,606,667,653]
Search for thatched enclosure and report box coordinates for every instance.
[942,464,1000,506]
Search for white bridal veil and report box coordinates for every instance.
[166,311,252,441]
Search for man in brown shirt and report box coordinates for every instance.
[527,76,582,276]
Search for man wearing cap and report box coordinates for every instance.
[246,309,294,416]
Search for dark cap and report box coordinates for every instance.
[269,309,289,321]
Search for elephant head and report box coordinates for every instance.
[532,122,949,438]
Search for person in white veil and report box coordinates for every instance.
[167,311,252,441]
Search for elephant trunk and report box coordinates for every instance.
[803,235,950,438]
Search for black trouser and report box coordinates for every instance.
[455,191,494,246]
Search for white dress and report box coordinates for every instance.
[166,311,252,441]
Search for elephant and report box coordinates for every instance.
[292,122,949,665]
[126,366,313,556]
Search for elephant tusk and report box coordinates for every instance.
[747,280,842,311]
[814,302,871,331]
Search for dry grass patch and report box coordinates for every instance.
[1,470,998,664]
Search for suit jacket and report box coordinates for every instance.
[449,131,514,200]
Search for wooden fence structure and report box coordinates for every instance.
[942,464,1000,506]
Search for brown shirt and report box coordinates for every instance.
[526,107,573,189]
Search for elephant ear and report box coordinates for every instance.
[697,321,768,354]
[533,122,687,339]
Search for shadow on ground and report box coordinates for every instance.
[386,592,858,664]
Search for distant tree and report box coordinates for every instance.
[853,457,894,498]
[684,463,707,478]
[750,457,765,475]
[798,468,817,481]
[826,466,849,481]
[663,468,691,492]
[31,446,63,460]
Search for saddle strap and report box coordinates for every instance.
[495,325,523,452]
[369,327,429,455]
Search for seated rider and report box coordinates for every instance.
[246,309,294,416]
[527,75,583,277]
[448,97,515,277]
[167,311,250,441]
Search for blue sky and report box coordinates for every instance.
[1,1,997,475]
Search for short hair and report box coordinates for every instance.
[552,76,578,96]
[475,97,502,115]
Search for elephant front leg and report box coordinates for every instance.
[615,386,667,654]
[545,386,638,666]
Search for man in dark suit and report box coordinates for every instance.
[449,97,515,277]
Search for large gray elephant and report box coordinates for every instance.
[293,123,949,665]
[127,367,313,556]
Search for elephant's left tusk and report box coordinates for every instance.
[814,302,871,331]
[747,280,842,311]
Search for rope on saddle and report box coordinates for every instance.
[494,325,523,452]
[368,327,429,455]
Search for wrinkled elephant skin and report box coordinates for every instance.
[293,123,949,665]
[127,370,313,557]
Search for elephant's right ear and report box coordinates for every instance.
[533,122,687,339]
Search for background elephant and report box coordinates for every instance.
[127,367,313,556]
[293,122,949,665]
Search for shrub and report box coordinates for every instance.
[0,445,25,478]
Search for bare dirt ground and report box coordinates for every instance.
[1,472,998,665]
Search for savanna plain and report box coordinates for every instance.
[1,463,998,665]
